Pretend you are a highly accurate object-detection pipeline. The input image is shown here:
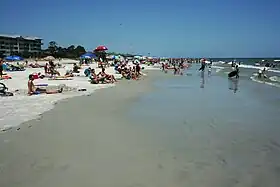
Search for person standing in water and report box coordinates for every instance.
[199,59,206,71]
[208,61,212,76]
[235,64,239,78]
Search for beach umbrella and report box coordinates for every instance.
[94,45,108,52]
[4,55,23,61]
[44,56,55,61]
[80,52,96,59]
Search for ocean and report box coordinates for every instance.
[127,64,280,186]
[211,58,280,65]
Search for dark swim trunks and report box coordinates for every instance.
[33,91,41,95]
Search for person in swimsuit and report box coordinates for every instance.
[136,63,141,77]
[161,63,165,72]
[89,69,99,84]
[199,59,206,71]
[0,59,3,78]
[44,63,50,74]
[235,65,239,78]
[90,69,110,84]
[98,68,117,83]
[73,63,80,73]
[28,74,63,95]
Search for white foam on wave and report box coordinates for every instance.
[250,76,280,88]
[212,66,224,73]
[212,61,226,65]
[269,76,280,82]
[218,61,280,74]
[0,61,158,131]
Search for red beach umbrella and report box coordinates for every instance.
[94,46,108,52]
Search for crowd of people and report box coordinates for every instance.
[0,57,147,96]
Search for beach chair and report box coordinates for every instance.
[0,83,14,96]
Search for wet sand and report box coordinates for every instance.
[1,68,280,187]
[0,70,175,187]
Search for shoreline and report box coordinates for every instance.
[0,69,160,133]
[0,83,115,132]
[0,70,166,187]
[1,66,280,186]
[0,61,160,132]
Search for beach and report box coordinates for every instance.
[0,59,160,131]
[0,70,165,187]
[1,64,280,187]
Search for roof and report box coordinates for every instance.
[0,34,42,40]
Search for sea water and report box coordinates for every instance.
[128,65,280,186]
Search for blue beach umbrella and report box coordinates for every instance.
[4,55,23,61]
[80,52,97,59]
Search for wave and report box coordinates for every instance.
[269,76,280,83]
[250,75,280,88]
[214,61,280,74]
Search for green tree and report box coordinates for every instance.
[48,41,58,56]
[74,45,86,57]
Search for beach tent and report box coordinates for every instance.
[80,52,97,59]
[4,55,23,61]
[134,56,141,59]
[106,55,115,60]
[44,56,55,61]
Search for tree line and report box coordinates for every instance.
[45,41,86,59]
[0,40,135,59]
[0,41,86,59]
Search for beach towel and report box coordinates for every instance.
[48,78,73,80]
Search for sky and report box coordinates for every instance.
[1,0,280,57]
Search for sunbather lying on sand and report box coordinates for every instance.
[28,74,63,95]
[29,62,44,68]
[65,69,74,77]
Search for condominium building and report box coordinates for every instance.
[0,34,43,56]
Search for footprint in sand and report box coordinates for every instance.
[174,169,190,185]
[269,139,280,149]
[157,163,164,170]
[127,183,145,187]
[30,157,54,171]
[58,164,70,171]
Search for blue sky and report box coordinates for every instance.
[1,0,280,57]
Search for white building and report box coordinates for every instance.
[0,34,43,56]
